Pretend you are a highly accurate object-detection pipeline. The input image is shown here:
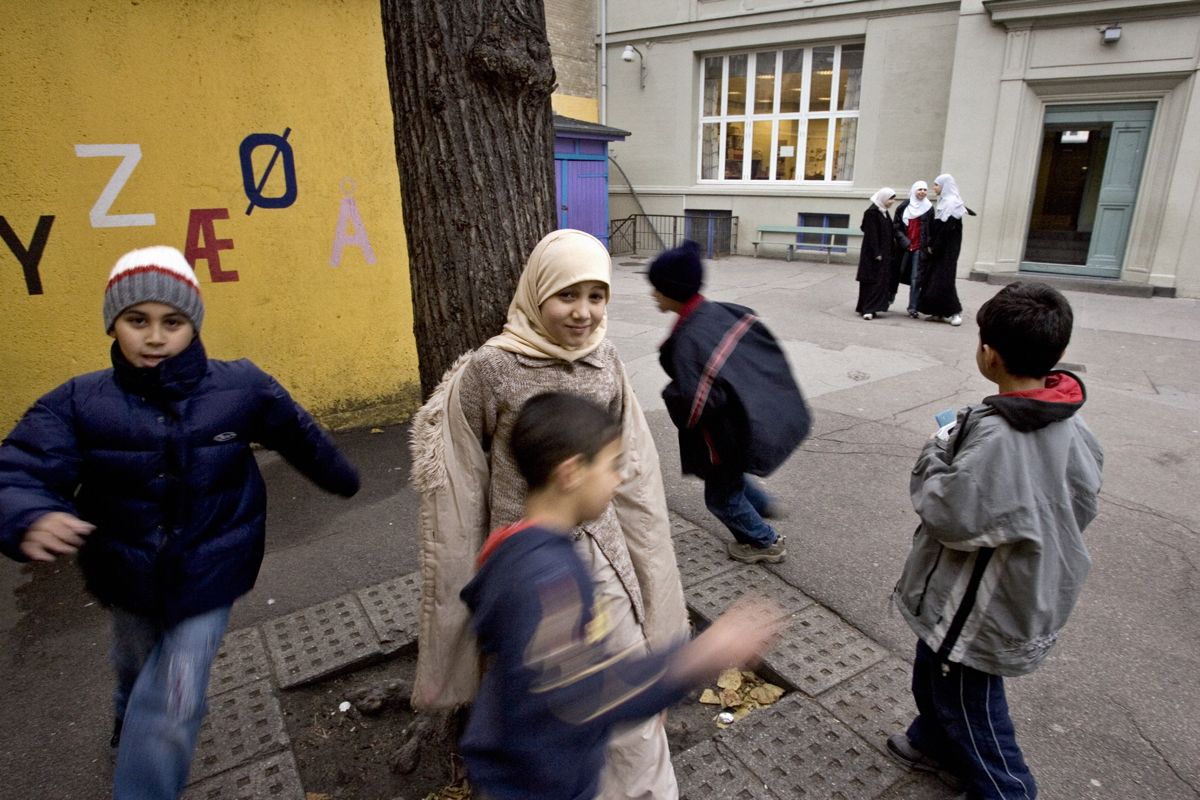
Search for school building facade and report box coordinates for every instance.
[601,0,1200,298]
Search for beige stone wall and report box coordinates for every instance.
[546,0,598,100]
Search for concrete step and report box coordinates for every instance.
[968,270,1161,297]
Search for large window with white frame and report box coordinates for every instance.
[699,43,863,183]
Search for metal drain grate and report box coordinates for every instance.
[717,693,902,798]
[687,569,814,624]
[357,572,421,654]
[762,604,886,696]
[671,526,743,588]
[189,680,289,783]
[182,750,304,800]
[673,739,782,799]
[263,594,382,687]
[817,658,918,755]
[208,626,272,696]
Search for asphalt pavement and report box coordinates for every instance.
[1,254,1197,799]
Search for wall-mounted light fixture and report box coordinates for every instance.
[621,44,646,90]
[1099,23,1122,44]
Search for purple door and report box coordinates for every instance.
[554,135,611,245]
[558,159,610,245]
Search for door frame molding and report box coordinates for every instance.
[972,71,1190,285]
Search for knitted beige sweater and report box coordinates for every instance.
[457,341,644,618]
[409,342,688,709]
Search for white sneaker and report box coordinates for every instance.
[949,314,963,326]
[862,313,874,320]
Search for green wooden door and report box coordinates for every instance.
[1022,103,1154,279]
[1085,114,1153,276]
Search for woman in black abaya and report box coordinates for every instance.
[916,173,972,326]
[855,187,896,320]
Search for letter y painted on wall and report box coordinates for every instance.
[74,144,156,228]
[0,215,54,295]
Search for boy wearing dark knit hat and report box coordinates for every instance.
[0,245,360,799]
[648,240,811,563]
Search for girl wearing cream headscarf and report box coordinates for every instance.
[409,229,688,799]
[915,174,972,325]
[855,187,897,320]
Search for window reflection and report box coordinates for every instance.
[727,55,747,115]
[724,121,745,179]
[698,43,860,182]
[809,47,834,113]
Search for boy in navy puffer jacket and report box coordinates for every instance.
[0,245,360,800]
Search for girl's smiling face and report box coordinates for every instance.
[539,280,608,348]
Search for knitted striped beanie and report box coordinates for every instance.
[103,246,204,332]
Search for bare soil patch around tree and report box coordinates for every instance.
[283,647,744,799]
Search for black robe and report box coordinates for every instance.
[916,214,964,317]
[855,205,894,314]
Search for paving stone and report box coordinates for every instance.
[872,774,962,800]
[688,569,814,624]
[672,525,742,588]
[764,605,887,696]
[183,750,304,800]
[207,626,272,696]
[718,693,903,799]
[263,594,382,687]
[357,572,421,654]
[818,658,918,754]
[673,739,782,800]
[670,513,702,534]
[189,680,289,784]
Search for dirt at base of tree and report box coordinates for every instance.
[283,649,726,800]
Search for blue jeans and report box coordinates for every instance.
[703,471,778,549]
[111,605,231,800]
[904,250,924,313]
[907,641,1037,799]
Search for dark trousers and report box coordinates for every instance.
[907,640,1038,799]
[904,250,924,313]
[702,469,778,548]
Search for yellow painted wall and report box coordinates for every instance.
[0,0,419,432]
[552,94,600,123]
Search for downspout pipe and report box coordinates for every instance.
[599,0,607,124]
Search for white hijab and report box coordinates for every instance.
[934,173,967,221]
[870,187,896,214]
[902,180,933,221]
[485,229,610,362]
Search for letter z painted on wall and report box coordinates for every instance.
[74,144,155,228]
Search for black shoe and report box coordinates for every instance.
[110,718,123,749]
[886,733,964,790]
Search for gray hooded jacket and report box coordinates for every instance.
[892,372,1103,677]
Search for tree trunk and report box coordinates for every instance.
[380,0,558,397]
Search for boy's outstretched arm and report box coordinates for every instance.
[252,367,359,497]
[0,387,88,562]
[666,597,784,686]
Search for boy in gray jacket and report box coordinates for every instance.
[888,282,1103,798]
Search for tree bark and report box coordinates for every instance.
[380,0,558,397]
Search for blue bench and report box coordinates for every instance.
[752,225,862,262]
